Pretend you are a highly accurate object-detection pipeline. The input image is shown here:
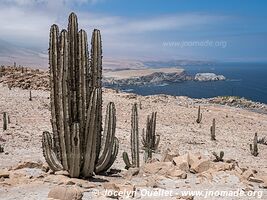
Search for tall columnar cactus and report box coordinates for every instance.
[42,13,119,178]
[142,112,160,162]
[210,118,216,141]
[123,103,140,169]
[196,106,202,123]
[250,133,259,156]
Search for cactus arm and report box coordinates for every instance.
[95,102,116,173]
[81,88,99,177]
[123,152,132,170]
[90,29,103,160]
[42,132,63,172]
[57,30,68,170]
[211,118,216,140]
[96,136,119,173]
[60,30,71,168]
[49,24,62,162]
[68,12,78,122]
[78,30,87,155]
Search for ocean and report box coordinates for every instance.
[118,62,267,104]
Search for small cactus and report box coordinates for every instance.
[250,133,259,156]
[123,103,140,169]
[210,118,216,141]
[196,106,202,123]
[29,90,32,101]
[3,112,7,131]
[212,151,224,162]
[142,112,160,162]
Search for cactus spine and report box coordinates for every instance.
[196,106,202,123]
[210,118,216,141]
[142,112,159,162]
[123,103,140,169]
[250,133,259,156]
[42,13,119,178]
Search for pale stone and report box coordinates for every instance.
[48,186,83,200]
[172,154,189,172]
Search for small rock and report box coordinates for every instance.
[48,186,83,200]
[248,177,264,183]
[55,170,70,176]
[242,169,254,180]
[13,160,43,170]
[0,170,9,178]
[41,164,49,173]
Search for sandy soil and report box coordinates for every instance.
[0,84,266,199]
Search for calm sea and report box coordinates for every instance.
[118,62,267,104]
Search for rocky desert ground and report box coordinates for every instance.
[0,67,267,200]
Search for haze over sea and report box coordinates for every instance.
[120,62,267,104]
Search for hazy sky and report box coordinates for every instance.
[0,0,267,62]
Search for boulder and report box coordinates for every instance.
[48,186,83,200]
[166,167,187,179]
[190,159,211,174]
[123,168,139,180]
[172,154,189,171]
[161,150,179,162]
[141,161,172,175]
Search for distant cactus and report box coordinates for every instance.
[142,112,160,162]
[29,90,32,101]
[250,133,259,156]
[42,13,119,178]
[196,106,202,123]
[123,103,140,169]
[210,118,216,140]
[0,144,3,153]
[212,151,224,162]
[3,112,7,131]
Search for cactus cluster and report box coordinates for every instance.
[123,103,140,169]
[42,13,119,178]
[212,151,224,162]
[142,112,159,162]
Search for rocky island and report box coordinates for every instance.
[195,73,226,81]
[103,67,226,86]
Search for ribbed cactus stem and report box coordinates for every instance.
[131,103,139,167]
[42,132,63,171]
[123,103,140,169]
[95,102,118,173]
